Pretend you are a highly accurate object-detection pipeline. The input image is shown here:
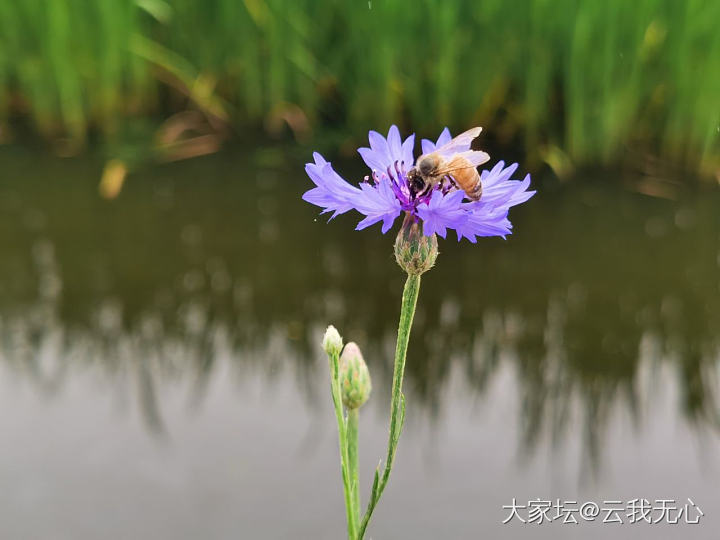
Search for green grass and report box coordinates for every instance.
[0,0,718,177]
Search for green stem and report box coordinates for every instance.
[347,407,361,524]
[357,273,421,539]
[329,350,357,538]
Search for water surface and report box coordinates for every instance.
[0,146,718,539]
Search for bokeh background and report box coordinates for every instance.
[0,1,719,539]
[1,0,719,177]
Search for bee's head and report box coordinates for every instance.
[417,155,438,176]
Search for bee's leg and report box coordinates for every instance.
[413,176,433,198]
[440,175,457,194]
[438,177,447,194]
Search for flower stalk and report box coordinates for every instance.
[339,341,371,526]
[351,219,434,539]
[324,327,357,538]
[347,407,361,523]
[324,329,373,539]
[357,271,420,538]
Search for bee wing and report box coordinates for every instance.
[455,150,490,167]
[432,127,483,157]
[433,151,490,176]
[453,150,490,167]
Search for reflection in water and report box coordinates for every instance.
[0,149,718,481]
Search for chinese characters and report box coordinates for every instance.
[502,498,704,525]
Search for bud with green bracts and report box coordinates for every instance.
[323,325,343,357]
[339,342,372,409]
[394,213,438,276]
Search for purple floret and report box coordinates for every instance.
[303,125,535,242]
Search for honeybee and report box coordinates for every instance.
[407,127,490,201]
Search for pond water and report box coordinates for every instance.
[0,145,718,539]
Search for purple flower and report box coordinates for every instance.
[302,125,535,242]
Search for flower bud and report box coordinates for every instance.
[322,325,343,357]
[394,214,438,275]
[338,342,372,409]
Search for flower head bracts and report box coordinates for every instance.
[303,125,535,242]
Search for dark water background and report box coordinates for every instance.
[0,145,718,539]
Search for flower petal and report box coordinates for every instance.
[420,127,451,155]
[451,162,535,242]
[454,205,512,242]
[352,177,402,233]
[359,125,416,172]
[400,133,416,168]
[303,154,362,218]
[416,190,468,238]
